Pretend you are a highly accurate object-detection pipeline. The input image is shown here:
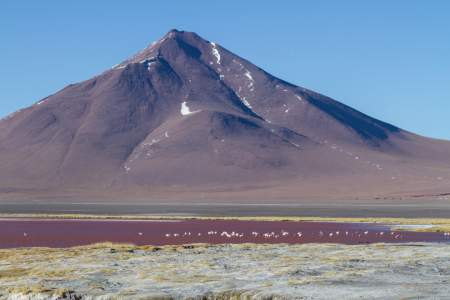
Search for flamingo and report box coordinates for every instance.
[166,234,170,237]
[139,232,143,235]
[329,233,333,237]
[346,231,349,235]
[24,233,27,236]
[336,231,339,235]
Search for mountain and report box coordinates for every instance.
[0,29,449,200]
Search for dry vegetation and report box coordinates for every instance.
[391,225,450,232]
[1,242,450,299]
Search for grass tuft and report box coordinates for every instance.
[54,288,73,296]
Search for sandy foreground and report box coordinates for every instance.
[1,242,449,300]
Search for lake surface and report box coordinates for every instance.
[0,217,448,248]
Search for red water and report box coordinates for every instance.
[0,218,448,249]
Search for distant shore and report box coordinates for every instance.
[1,198,450,218]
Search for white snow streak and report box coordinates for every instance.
[244,71,253,81]
[241,97,252,109]
[165,132,169,138]
[211,42,221,64]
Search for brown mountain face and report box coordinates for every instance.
[0,29,449,199]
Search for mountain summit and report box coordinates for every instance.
[0,30,449,199]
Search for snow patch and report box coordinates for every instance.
[165,132,169,138]
[241,97,252,109]
[37,99,48,105]
[244,71,254,81]
[290,142,299,147]
[144,139,160,146]
[295,95,303,101]
[143,59,156,70]
[181,101,201,115]
[211,42,221,64]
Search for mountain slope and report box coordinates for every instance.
[0,29,449,199]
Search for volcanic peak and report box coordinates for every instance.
[0,29,449,199]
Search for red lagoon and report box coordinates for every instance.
[0,218,449,249]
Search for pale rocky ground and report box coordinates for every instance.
[1,242,450,300]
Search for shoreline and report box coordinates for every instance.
[1,213,450,224]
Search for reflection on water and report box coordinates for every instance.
[0,218,448,249]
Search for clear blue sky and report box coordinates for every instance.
[1,0,449,140]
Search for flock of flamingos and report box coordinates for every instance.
[22,230,450,239]
[157,230,450,240]
[156,230,407,239]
